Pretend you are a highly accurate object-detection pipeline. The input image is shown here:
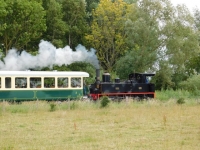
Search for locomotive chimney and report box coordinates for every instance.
[95,69,101,89]
[96,69,100,81]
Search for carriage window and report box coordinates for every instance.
[5,77,11,88]
[44,77,55,88]
[71,77,81,88]
[30,77,41,88]
[15,77,27,88]
[58,77,68,88]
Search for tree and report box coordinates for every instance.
[115,0,200,89]
[0,0,7,36]
[123,0,137,4]
[116,0,171,78]
[61,0,88,50]
[164,5,199,69]
[152,61,174,90]
[179,74,200,93]
[85,0,100,25]
[194,8,200,34]
[40,62,96,84]
[163,4,200,86]
[185,9,200,74]
[85,0,130,72]
[116,50,155,80]
[42,0,67,48]
[0,0,46,54]
[67,62,96,84]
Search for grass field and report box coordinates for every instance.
[0,99,200,150]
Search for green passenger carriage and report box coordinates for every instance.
[0,71,89,101]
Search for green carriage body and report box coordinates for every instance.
[0,71,89,101]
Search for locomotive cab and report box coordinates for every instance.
[128,73,155,83]
[89,70,155,100]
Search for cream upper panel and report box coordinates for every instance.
[0,71,89,90]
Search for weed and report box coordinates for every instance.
[100,96,110,108]
[70,102,77,110]
[49,103,56,112]
[177,98,185,105]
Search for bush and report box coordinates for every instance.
[49,103,56,112]
[155,89,194,101]
[179,75,200,95]
[100,96,110,108]
[177,98,185,105]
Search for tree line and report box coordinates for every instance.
[0,0,200,92]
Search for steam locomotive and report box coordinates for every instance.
[89,69,155,100]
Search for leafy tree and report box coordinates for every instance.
[185,54,200,74]
[163,4,200,87]
[115,50,150,79]
[67,61,96,84]
[0,0,7,36]
[185,9,200,74]
[164,5,199,70]
[42,0,67,48]
[0,0,46,54]
[61,0,88,50]
[85,0,99,25]
[194,8,200,35]
[85,0,130,72]
[179,74,200,93]
[152,61,174,90]
[116,0,199,89]
[116,0,171,78]
[123,0,137,4]
[40,62,96,84]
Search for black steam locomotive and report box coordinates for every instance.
[89,69,155,100]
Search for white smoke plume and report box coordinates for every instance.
[0,40,99,71]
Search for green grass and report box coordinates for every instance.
[0,99,200,150]
[155,89,200,101]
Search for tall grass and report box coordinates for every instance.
[155,89,200,101]
[0,90,200,150]
[0,96,199,114]
[0,99,200,150]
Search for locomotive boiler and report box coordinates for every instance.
[89,69,155,100]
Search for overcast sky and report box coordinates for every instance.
[171,0,199,12]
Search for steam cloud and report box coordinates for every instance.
[0,40,99,71]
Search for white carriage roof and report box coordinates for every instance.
[0,71,89,77]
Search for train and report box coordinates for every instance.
[89,69,155,100]
[0,71,89,101]
[0,70,155,102]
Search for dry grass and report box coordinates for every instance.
[0,100,200,150]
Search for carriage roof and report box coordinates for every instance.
[0,71,89,77]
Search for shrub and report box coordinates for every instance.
[49,103,56,112]
[100,96,110,108]
[179,75,200,95]
[177,98,185,105]
[155,89,193,101]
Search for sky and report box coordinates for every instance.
[171,0,200,12]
